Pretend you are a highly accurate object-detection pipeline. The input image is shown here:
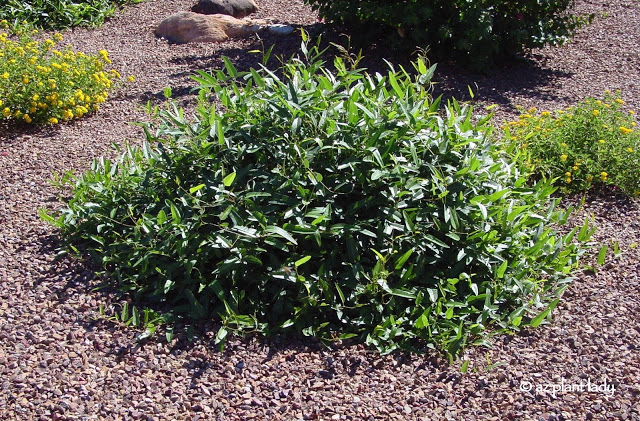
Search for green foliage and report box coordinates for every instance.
[304,0,593,71]
[504,92,640,197]
[98,301,169,342]
[43,40,592,357]
[0,25,128,125]
[0,0,142,30]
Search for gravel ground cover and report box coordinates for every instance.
[0,0,639,419]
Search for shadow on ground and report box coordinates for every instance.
[131,24,577,117]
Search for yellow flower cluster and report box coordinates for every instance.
[504,90,640,195]
[619,126,634,135]
[0,29,133,125]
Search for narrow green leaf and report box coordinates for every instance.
[157,210,167,225]
[121,302,129,321]
[190,184,206,194]
[223,172,236,187]
[577,219,591,242]
[131,306,140,326]
[394,248,414,270]
[597,244,607,265]
[414,310,429,329]
[295,255,312,267]
[427,288,438,303]
[89,235,104,246]
[496,260,508,279]
[388,71,405,99]
[245,192,272,199]
[613,241,621,258]
[530,298,560,328]
[215,326,228,344]
[390,288,416,299]
[216,119,225,145]
[335,283,345,304]
[135,327,155,342]
[265,226,297,244]
[489,189,509,202]
[38,209,58,226]
[223,56,238,78]
[477,203,487,219]
[445,307,454,319]
[169,202,180,223]
[417,58,427,75]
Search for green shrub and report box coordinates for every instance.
[0,25,127,125]
[504,92,640,197]
[304,0,593,70]
[0,0,142,30]
[43,40,593,357]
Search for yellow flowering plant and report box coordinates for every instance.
[0,25,126,125]
[503,91,640,197]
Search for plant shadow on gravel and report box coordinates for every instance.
[132,25,577,117]
[433,61,574,114]
[34,234,123,314]
[31,238,180,359]
[179,332,443,387]
[563,188,639,218]
[0,120,63,143]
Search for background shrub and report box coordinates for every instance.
[304,0,593,70]
[504,92,640,196]
[43,40,593,357]
[0,25,122,125]
[0,0,142,30]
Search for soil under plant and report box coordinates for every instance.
[1,0,639,419]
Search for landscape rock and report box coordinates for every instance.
[268,24,294,35]
[191,0,258,18]
[155,11,264,44]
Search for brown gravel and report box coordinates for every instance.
[1,0,640,420]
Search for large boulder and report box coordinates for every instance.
[155,12,264,44]
[191,0,258,18]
